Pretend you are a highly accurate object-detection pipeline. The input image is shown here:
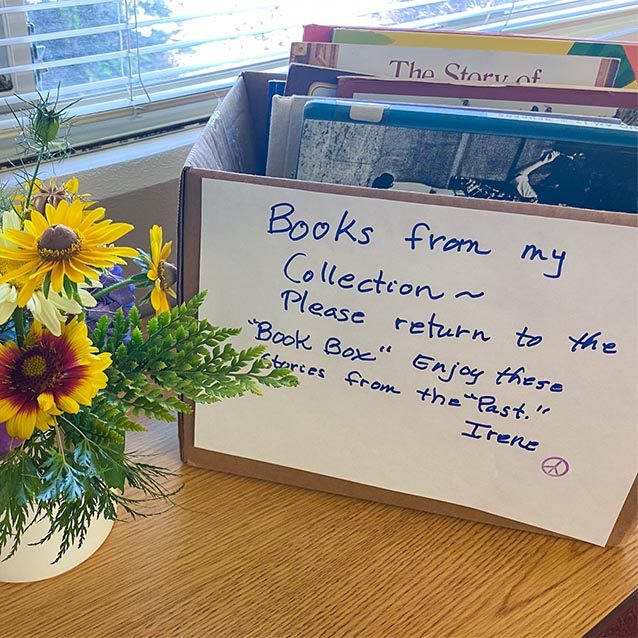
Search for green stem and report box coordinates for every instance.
[54,425,66,465]
[13,306,25,347]
[92,277,136,300]
[24,149,44,210]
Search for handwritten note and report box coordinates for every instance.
[195,179,638,545]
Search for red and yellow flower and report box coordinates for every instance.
[0,319,112,440]
[0,198,137,306]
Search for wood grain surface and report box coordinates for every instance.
[1,420,636,638]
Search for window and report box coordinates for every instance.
[0,0,635,162]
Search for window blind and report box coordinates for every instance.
[0,0,635,163]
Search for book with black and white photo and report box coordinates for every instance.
[295,99,638,214]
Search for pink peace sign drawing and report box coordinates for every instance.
[541,456,570,477]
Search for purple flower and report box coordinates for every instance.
[0,422,20,456]
[86,265,136,331]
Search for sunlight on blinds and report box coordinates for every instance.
[0,0,634,158]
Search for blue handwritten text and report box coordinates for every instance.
[461,420,539,452]
[268,203,373,245]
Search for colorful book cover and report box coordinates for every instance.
[301,24,525,42]
[302,24,336,43]
[290,42,620,88]
[296,99,638,214]
[336,76,638,125]
[332,28,638,88]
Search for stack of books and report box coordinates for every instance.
[265,25,638,214]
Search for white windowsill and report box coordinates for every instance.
[32,126,203,199]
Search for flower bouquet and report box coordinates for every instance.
[0,92,298,570]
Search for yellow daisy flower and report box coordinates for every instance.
[0,209,97,335]
[0,319,112,440]
[145,225,176,315]
[0,198,137,307]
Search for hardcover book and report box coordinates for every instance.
[331,28,638,89]
[336,76,638,125]
[301,25,638,89]
[290,41,620,88]
[295,100,638,214]
[266,94,333,178]
[284,63,365,97]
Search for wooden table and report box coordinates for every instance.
[1,420,636,638]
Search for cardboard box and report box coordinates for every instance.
[178,72,637,545]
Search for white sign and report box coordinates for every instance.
[196,178,637,545]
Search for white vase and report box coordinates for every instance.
[0,513,114,583]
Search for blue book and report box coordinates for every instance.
[296,99,638,214]
[265,79,286,146]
